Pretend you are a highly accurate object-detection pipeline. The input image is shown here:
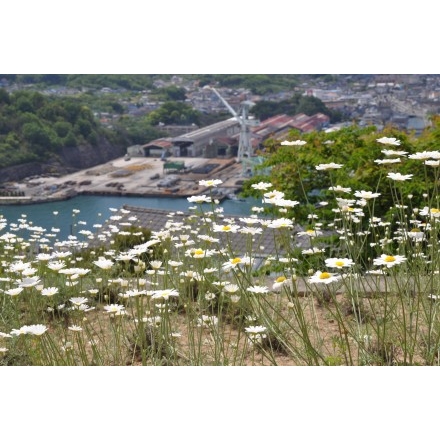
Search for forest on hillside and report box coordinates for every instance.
[0,88,131,168]
[0,75,340,170]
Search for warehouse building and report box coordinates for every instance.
[170,118,241,157]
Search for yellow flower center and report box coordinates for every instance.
[410,228,421,233]
[319,272,331,279]
[384,255,396,262]
[306,229,315,234]
[194,249,204,256]
[335,261,344,267]
[432,209,440,214]
[222,225,231,231]
[276,276,286,283]
[231,257,242,265]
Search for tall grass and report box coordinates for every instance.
[1,137,440,365]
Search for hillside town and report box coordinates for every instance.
[122,75,440,171]
[185,74,440,133]
[2,75,439,134]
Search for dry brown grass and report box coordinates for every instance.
[49,288,439,366]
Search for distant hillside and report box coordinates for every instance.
[0,74,333,94]
[0,74,160,90]
[0,88,128,182]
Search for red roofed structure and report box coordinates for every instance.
[233,112,330,152]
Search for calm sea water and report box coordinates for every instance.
[0,195,261,240]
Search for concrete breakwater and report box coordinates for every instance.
[0,156,246,206]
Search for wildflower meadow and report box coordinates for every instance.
[2,131,440,365]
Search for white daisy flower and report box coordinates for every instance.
[11,324,48,336]
[213,223,240,233]
[17,277,41,288]
[328,185,351,193]
[251,182,273,191]
[325,258,355,270]
[387,172,413,181]
[273,199,300,208]
[103,304,126,315]
[224,284,240,293]
[373,254,407,268]
[315,163,343,171]
[246,286,270,294]
[308,271,341,284]
[222,256,252,271]
[68,325,83,332]
[375,158,402,164]
[377,137,401,146]
[301,247,324,255]
[187,195,212,203]
[409,151,440,160]
[151,289,179,300]
[272,276,293,291]
[267,218,294,229]
[245,325,267,334]
[354,190,380,200]
[297,229,322,237]
[4,287,23,296]
[425,160,440,167]
[281,140,306,146]
[69,297,88,307]
[380,149,408,156]
[198,179,222,187]
[419,207,440,218]
[93,258,114,270]
[41,287,59,296]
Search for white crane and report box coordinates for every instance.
[204,86,259,163]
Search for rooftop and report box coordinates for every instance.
[171,118,239,143]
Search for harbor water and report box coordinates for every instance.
[0,194,261,240]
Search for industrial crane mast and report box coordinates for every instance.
[205,86,259,163]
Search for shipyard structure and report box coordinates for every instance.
[127,112,330,162]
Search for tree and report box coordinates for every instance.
[22,122,54,155]
[14,96,34,113]
[296,95,328,115]
[75,118,93,137]
[146,102,200,126]
[54,121,72,138]
[113,117,166,145]
[160,86,187,101]
[110,101,124,114]
[0,88,10,105]
[37,101,67,122]
[63,130,77,148]
[250,93,339,122]
[241,123,431,225]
